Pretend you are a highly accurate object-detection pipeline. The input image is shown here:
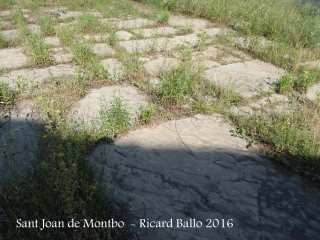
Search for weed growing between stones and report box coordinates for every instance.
[176,23,194,35]
[70,41,108,80]
[11,9,25,27]
[139,104,156,124]
[77,13,106,34]
[157,64,196,107]
[27,34,53,66]
[56,26,77,46]
[0,34,9,49]
[37,14,58,36]
[0,0,14,10]
[108,29,119,47]
[0,82,14,105]
[99,95,131,137]
[276,68,318,94]
[157,9,170,24]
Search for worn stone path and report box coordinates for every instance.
[89,115,320,240]
[1,2,320,240]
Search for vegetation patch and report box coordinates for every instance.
[26,34,53,66]
[70,41,108,79]
[99,94,131,137]
[37,14,58,36]
[231,106,320,179]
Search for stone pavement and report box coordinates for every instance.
[1,3,320,239]
[89,115,320,240]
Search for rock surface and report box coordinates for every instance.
[89,114,320,240]
[143,57,179,76]
[306,83,320,102]
[204,60,285,98]
[1,64,77,89]
[71,86,148,128]
[0,101,39,183]
[0,48,28,70]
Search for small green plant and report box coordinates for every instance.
[230,126,256,149]
[0,34,9,49]
[0,82,14,106]
[12,9,25,27]
[27,34,53,66]
[122,52,143,74]
[139,104,156,124]
[157,10,170,24]
[276,69,317,94]
[0,0,14,9]
[37,14,58,36]
[70,41,108,79]
[177,23,194,35]
[157,64,199,107]
[108,30,119,46]
[56,26,76,46]
[77,13,105,33]
[197,32,211,49]
[99,94,131,137]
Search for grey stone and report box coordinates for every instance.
[204,60,285,98]
[115,31,133,41]
[91,43,116,57]
[1,29,20,41]
[44,36,61,46]
[143,57,179,76]
[88,114,320,240]
[100,58,125,81]
[119,37,190,54]
[57,11,82,20]
[112,18,155,29]
[168,15,210,30]
[0,101,38,182]
[71,86,148,128]
[133,27,177,38]
[0,48,28,70]
[306,83,320,102]
[1,64,77,89]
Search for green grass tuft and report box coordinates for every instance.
[99,94,131,137]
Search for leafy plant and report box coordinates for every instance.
[276,69,317,94]
[27,34,53,66]
[0,82,14,106]
[157,64,199,107]
[37,14,58,36]
[99,94,131,137]
[139,104,156,124]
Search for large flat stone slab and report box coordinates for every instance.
[1,64,77,89]
[230,93,291,116]
[143,57,179,77]
[1,29,20,41]
[100,58,125,81]
[113,18,155,29]
[0,48,28,70]
[91,43,116,57]
[306,83,320,102]
[119,36,197,54]
[133,27,177,38]
[56,11,82,20]
[168,15,211,30]
[89,114,320,240]
[204,60,285,98]
[71,86,148,128]
[0,101,38,182]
